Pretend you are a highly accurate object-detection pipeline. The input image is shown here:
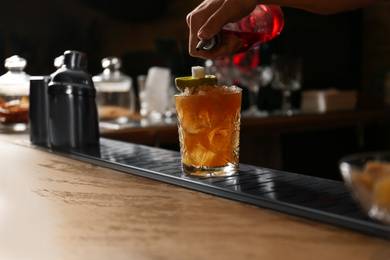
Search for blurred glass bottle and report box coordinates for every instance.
[196,5,284,54]
[53,55,64,69]
[93,57,135,122]
[0,55,30,132]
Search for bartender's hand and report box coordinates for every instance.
[186,0,259,59]
[187,0,384,59]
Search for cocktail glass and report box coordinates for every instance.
[175,86,242,177]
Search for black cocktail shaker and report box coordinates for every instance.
[48,50,100,149]
[29,75,51,147]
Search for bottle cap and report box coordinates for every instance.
[196,36,219,51]
[5,55,27,70]
[54,55,64,69]
[102,57,122,70]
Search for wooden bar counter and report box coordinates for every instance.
[1,133,389,260]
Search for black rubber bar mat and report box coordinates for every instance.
[27,138,390,240]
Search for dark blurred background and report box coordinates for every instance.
[0,0,389,93]
[1,0,390,179]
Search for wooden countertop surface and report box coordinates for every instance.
[1,133,389,260]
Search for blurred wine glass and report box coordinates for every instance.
[271,54,303,116]
[233,46,274,117]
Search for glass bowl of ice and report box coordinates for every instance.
[339,151,390,225]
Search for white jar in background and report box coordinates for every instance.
[0,55,30,132]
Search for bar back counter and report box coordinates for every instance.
[102,108,390,180]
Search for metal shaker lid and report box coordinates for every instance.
[49,50,95,97]
[63,50,87,70]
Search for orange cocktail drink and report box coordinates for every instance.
[175,85,242,177]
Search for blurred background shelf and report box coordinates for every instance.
[101,108,390,181]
